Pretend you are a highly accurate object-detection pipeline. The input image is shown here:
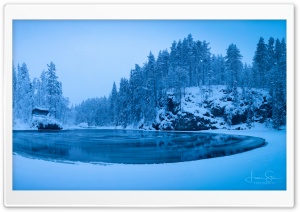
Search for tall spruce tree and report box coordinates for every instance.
[271,38,286,129]
[253,37,268,88]
[156,50,170,105]
[118,78,130,128]
[110,82,118,126]
[144,52,157,125]
[45,62,64,119]
[225,44,243,88]
[15,63,33,123]
[12,65,17,119]
[129,64,144,125]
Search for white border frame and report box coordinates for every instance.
[3,4,294,207]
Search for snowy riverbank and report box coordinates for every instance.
[13,123,286,190]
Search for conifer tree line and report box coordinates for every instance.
[13,34,286,129]
[75,34,286,129]
[13,62,70,124]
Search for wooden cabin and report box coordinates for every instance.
[31,107,62,130]
[32,107,49,116]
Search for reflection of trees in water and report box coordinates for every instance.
[13,130,265,164]
[13,132,69,160]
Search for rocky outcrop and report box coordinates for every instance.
[153,87,273,131]
[37,123,62,130]
[210,106,225,117]
[174,113,211,131]
[32,116,63,130]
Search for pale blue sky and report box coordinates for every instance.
[13,20,286,105]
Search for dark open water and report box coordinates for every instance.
[13,129,266,164]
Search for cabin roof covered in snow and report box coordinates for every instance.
[32,107,49,111]
[32,107,50,116]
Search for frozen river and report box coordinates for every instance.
[13,129,265,164]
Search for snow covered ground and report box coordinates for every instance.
[13,123,286,190]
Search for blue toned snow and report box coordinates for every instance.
[13,124,286,190]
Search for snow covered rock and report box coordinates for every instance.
[153,86,273,131]
[174,112,211,131]
[32,116,63,130]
